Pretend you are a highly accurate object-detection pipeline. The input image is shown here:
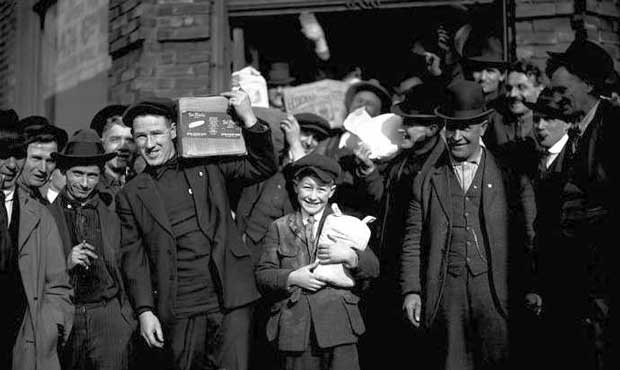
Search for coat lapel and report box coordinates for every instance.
[136,175,173,236]
[18,192,40,252]
[430,161,452,223]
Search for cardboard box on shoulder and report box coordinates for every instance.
[177,96,247,158]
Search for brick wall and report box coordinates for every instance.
[108,0,212,106]
[0,0,17,110]
[514,0,620,71]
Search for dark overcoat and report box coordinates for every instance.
[400,148,536,328]
[116,126,276,323]
[255,207,379,352]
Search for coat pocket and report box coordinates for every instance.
[266,302,284,342]
[342,294,365,335]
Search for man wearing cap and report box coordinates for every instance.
[256,153,379,370]
[46,129,136,370]
[116,89,276,370]
[546,39,619,370]
[16,116,68,205]
[0,115,73,370]
[344,79,392,118]
[401,80,538,370]
[351,83,447,369]
[90,104,136,206]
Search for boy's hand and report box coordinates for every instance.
[287,260,326,292]
[281,114,305,161]
[317,236,358,268]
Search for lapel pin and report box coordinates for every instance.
[487,183,492,188]
[199,171,204,177]
[188,188,193,195]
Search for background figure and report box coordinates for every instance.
[267,62,296,111]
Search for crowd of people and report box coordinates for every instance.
[1,28,617,370]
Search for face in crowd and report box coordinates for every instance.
[64,165,101,201]
[299,129,322,154]
[350,91,383,117]
[534,114,570,149]
[398,119,439,150]
[0,149,25,191]
[21,141,58,188]
[473,68,505,95]
[268,85,286,109]
[294,174,335,217]
[132,114,177,167]
[445,120,488,162]
[102,120,136,173]
[549,66,593,116]
[506,71,543,116]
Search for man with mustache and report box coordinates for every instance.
[90,104,136,207]
[400,80,538,370]
[16,116,68,205]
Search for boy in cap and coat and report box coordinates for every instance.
[400,80,538,370]
[256,153,379,370]
[48,129,137,370]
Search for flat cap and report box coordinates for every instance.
[123,98,177,127]
[294,113,332,139]
[291,153,341,184]
[90,104,129,136]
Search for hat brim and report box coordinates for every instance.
[463,57,509,71]
[391,103,437,120]
[267,77,296,86]
[293,167,337,184]
[345,82,393,114]
[53,152,117,167]
[434,106,494,122]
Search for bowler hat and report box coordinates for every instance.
[90,104,129,137]
[20,115,69,151]
[52,129,116,168]
[123,98,177,128]
[462,35,509,71]
[547,39,613,89]
[391,84,444,121]
[344,79,392,114]
[291,153,341,184]
[435,80,494,122]
[266,62,296,86]
[525,88,577,123]
[294,113,331,139]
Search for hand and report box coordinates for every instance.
[403,293,422,327]
[317,236,358,267]
[281,115,302,148]
[139,311,164,348]
[424,52,442,77]
[525,293,543,316]
[67,241,98,270]
[353,142,375,175]
[220,89,257,128]
[299,12,325,42]
[287,260,326,292]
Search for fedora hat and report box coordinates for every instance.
[123,98,177,128]
[20,116,69,151]
[462,35,509,71]
[90,104,129,137]
[548,39,613,89]
[266,62,296,86]
[391,83,444,121]
[344,79,392,114]
[52,129,116,168]
[435,80,494,121]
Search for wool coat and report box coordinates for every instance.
[255,207,380,352]
[12,187,74,370]
[400,148,536,328]
[116,126,276,323]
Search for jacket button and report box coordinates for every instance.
[33,297,38,301]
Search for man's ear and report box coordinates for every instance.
[500,71,507,82]
[170,121,177,140]
[293,180,299,194]
[428,122,440,137]
[328,184,336,199]
[479,119,489,136]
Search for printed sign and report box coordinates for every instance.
[282,79,349,128]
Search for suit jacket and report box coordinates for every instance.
[13,187,74,370]
[47,192,136,328]
[255,207,379,351]
[116,126,276,323]
[400,148,536,328]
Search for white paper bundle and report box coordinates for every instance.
[342,107,404,160]
[232,66,269,108]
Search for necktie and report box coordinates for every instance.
[566,125,581,157]
[305,216,316,257]
[0,191,10,271]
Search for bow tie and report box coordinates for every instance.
[148,157,179,178]
[567,125,582,140]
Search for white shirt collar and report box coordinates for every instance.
[547,134,569,155]
[302,207,325,224]
[3,188,15,201]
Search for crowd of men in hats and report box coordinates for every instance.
[1,32,618,370]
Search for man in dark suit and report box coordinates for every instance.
[400,80,538,370]
[48,129,136,370]
[116,90,276,370]
[546,39,619,370]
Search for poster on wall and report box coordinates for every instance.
[282,79,349,128]
[55,0,111,94]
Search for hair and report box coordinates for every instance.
[508,59,544,86]
[101,116,128,136]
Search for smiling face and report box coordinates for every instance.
[506,71,543,115]
[102,122,135,173]
[445,120,487,162]
[0,155,24,191]
[65,164,101,201]
[132,114,177,167]
[20,141,58,188]
[294,175,335,217]
[550,66,593,116]
[299,130,321,154]
[534,115,570,149]
[473,68,505,94]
